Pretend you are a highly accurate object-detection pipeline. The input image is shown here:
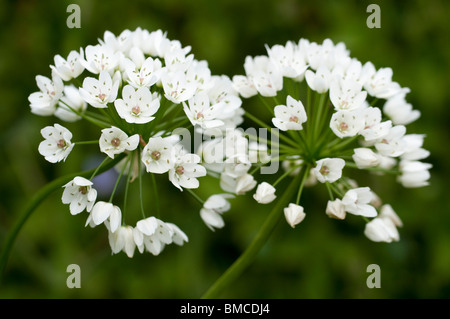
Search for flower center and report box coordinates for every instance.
[111,137,121,147]
[176,166,185,175]
[196,111,204,119]
[98,93,106,101]
[289,115,299,123]
[78,186,88,195]
[339,122,349,132]
[132,106,141,115]
[320,165,330,176]
[57,139,66,149]
[151,151,161,161]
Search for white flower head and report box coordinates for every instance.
[38,124,74,163]
[330,110,365,138]
[62,176,97,215]
[313,158,345,183]
[169,145,207,191]
[253,182,277,204]
[284,203,306,228]
[272,95,307,131]
[28,73,64,116]
[341,187,377,217]
[141,136,173,173]
[99,126,139,159]
[79,70,119,108]
[114,85,160,124]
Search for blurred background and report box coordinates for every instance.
[0,0,449,298]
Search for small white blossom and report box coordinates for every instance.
[168,145,207,191]
[232,75,257,98]
[341,187,377,217]
[162,71,197,103]
[305,66,332,93]
[330,110,365,138]
[284,203,306,228]
[352,148,380,169]
[79,70,119,108]
[383,91,420,125]
[272,95,307,131]
[55,85,87,122]
[80,44,120,74]
[379,204,403,227]
[108,225,136,258]
[90,201,121,227]
[364,217,400,243]
[50,49,85,81]
[183,93,224,129]
[325,199,346,220]
[200,194,234,231]
[28,74,64,116]
[313,158,345,183]
[253,182,276,204]
[166,223,189,246]
[99,126,139,159]
[141,136,173,173]
[374,125,406,157]
[220,173,257,195]
[362,62,402,99]
[401,134,430,161]
[38,124,74,163]
[114,85,160,124]
[123,56,162,88]
[330,79,367,111]
[397,160,432,188]
[62,177,97,215]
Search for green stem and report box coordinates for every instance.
[0,154,125,283]
[201,166,307,299]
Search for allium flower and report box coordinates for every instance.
[62,177,97,215]
[253,182,276,204]
[231,37,430,244]
[200,194,234,231]
[99,126,140,159]
[29,28,244,258]
[284,203,306,228]
[272,95,307,131]
[38,124,74,163]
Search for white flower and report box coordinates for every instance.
[135,217,174,256]
[364,217,400,243]
[79,70,119,108]
[272,95,307,131]
[232,75,257,98]
[114,85,160,124]
[62,176,97,215]
[50,49,85,81]
[330,78,367,111]
[38,124,74,163]
[168,145,207,191]
[244,55,283,97]
[220,173,257,195]
[379,204,403,227]
[108,225,136,258]
[141,136,173,173]
[166,223,189,246]
[341,187,377,217]
[401,134,430,161]
[183,93,224,129]
[28,74,64,116]
[55,85,87,122]
[90,201,121,228]
[99,126,139,159]
[253,182,276,204]
[362,62,402,99]
[325,199,346,220]
[80,44,120,74]
[101,29,134,53]
[383,91,420,125]
[200,194,234,231]
[397,160,432,188]
[374,125,406,157]
[123,56,161,88]
[305,66,332,93]
[162,71,196,103]
[330,110,365,138]
[265,41,308,78]
[352,148,380,169]
[313,158,345,183]
[284,203,306,228]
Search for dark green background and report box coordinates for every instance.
[0,0,448,298]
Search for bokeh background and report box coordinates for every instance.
[0,0,449,298]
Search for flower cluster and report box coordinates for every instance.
[227,38,431,242]
[29,28,243,257]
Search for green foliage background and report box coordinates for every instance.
[0,0,449,298]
